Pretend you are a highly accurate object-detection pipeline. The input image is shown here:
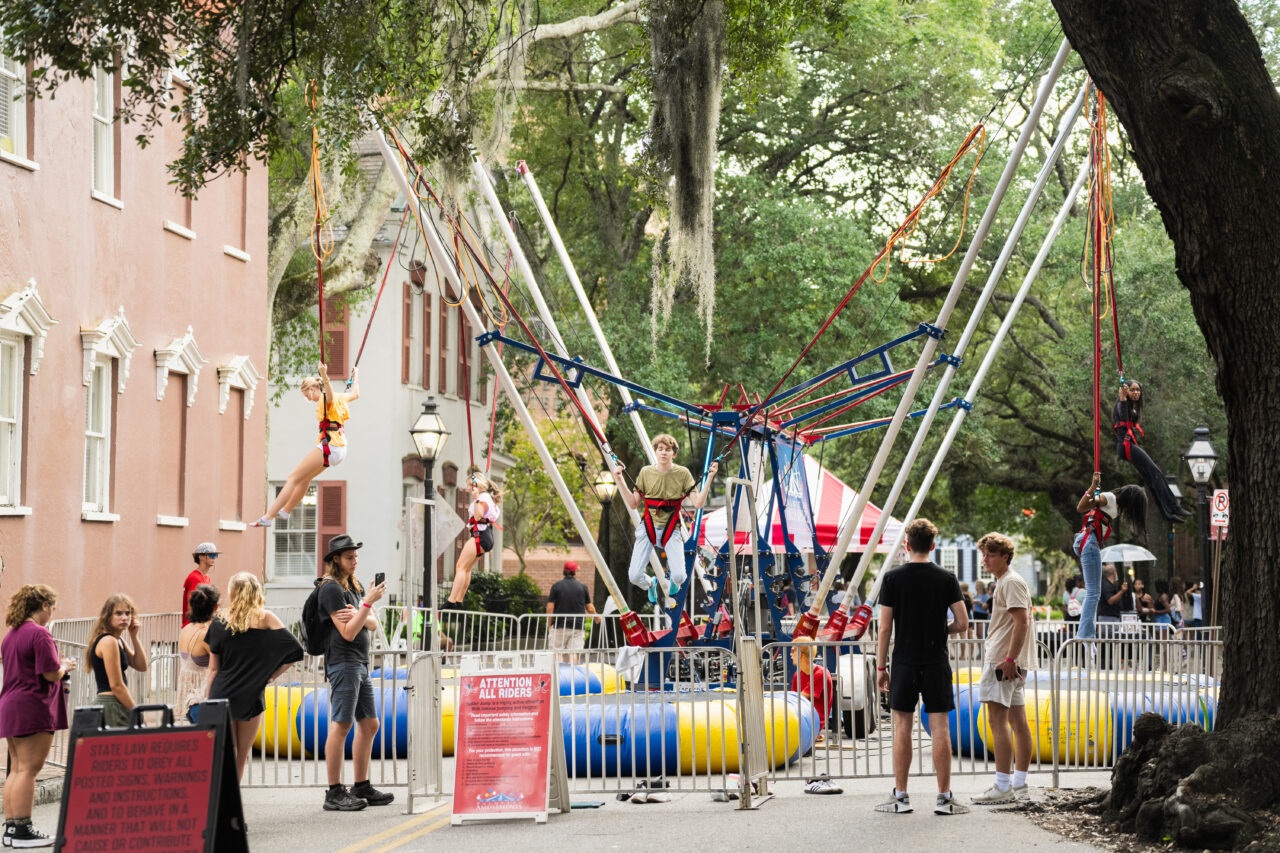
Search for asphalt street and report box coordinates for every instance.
[33,773,1113,851]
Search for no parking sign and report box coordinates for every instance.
[1211,489,1229,528]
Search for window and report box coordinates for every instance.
[438,302,449,394]
[323,302,348,380]
[0,336,24,505]
[270,483,317,578]
[402,281,412,384]
[316,480,346,575]
[83,358,112,512]
[0,49,26,159]
[940,546,958,575]
[92,65,114,196]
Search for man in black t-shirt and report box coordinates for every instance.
[874,518,970,816]
[546,562,598,662]
[316,534,392,812]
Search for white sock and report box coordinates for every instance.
[894,788,907,798]
[1012,770,1027,788]
[277,510,290,519]
[995,771,1011,792]
[938,791,952,801]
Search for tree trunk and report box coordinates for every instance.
[1050,0,1280,725]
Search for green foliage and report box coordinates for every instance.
[0,0,515,195]
[501,414,599,570]
[460,569,543,615]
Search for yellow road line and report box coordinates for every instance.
[364,815,452,853]
[332,801,451,853]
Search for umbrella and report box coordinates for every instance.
[1098,543,1157,563]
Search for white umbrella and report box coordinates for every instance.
[1098,543,1157,563]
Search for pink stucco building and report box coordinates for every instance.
[0,60,267,621]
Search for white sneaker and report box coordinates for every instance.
[935,794,970,815]
[874,790,912,813]
[1013,783,1030,801]
[972,784,1016,805]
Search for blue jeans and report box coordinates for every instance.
[1073,529,1102,640]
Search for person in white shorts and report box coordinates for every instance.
[972,532,1034,805]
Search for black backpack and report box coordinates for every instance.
[300,577,333,656]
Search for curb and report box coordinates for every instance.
[0,774,65,810]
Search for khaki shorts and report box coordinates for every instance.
[548,626,585,650]
[976,663,1026,707]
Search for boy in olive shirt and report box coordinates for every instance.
[613,434,717,604]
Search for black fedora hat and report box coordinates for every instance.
[324,534,364,563]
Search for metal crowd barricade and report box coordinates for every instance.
[1049,630,1222,786]
[515,612,666,653]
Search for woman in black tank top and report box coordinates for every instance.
[83,594,148,727]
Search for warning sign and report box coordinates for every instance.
[59,730,214,852]
[56,701,247,853]
[1211,489,1229,528]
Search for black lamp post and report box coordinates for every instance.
[590,470,618,624]
[410,398,450,650]
[1183,426,1218,625]
[1164,472,1182,582]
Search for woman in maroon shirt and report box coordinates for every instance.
[0,584,77,848]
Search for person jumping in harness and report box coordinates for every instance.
[443,475,502,610]
[612,433,718,606]
[252,361,359,528]
[1072,471,1147,640]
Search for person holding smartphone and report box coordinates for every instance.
[972,533,1034,805]
[315,534,393,812]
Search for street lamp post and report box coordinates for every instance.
[1183,426,1218,625]
[1164,472,1182,582]
[410,398,450,651]
[590,470,618,639]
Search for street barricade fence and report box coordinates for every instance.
[36,610,1223,794]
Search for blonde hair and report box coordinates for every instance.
[6,584,56,629]
[977,532,1016,561]
[225,572,265,634]
[470,473,502,505]
[85,593,137,667]
[300,376,322,394]
[651,433,679,453]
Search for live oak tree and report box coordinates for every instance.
[1049,0,1278,728]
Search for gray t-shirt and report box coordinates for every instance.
[317,580,370,665]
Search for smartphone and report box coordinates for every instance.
[994,666,1026,682]
[374,572,385,588]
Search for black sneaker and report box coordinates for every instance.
[351,781,394,806]
[323,786,368,811]
[5,821,54,848]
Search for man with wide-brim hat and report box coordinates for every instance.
[315,532,392,812]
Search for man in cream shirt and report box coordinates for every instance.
[972,532,1034,804]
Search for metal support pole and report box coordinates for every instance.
[879,158,1090,576]
[374,128,632,614]
[1197,482,1211,621]
[470,159,675,599]
[515,161,658,459]
[797,37,1074,634]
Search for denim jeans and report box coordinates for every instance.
[1073,529,1102,640]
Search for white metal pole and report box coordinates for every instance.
[873,158,1091,581]
[470,159,676,601]
[374,129,632,612]
[515,161,658,461]
[831,77,1087,615]
[798,37,1073,632]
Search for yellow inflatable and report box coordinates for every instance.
[676,692,812,773]
[977,690,1113,764]
[255,685,309,757]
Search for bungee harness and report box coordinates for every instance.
[639,491,691,549]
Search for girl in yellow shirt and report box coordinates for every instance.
[252,361,359,528]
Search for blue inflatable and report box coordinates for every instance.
[920,685,990,758]
[301,686,409,759]
[561,700,682,777]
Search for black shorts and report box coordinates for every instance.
[472,526,494,554]
[888,661,954,714]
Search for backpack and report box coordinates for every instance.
[300,577,333,656]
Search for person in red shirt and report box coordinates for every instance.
[790,639,833,739]
[183,543,218,626]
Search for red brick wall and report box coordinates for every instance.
[502,545,597,602]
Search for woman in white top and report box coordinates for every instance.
[1073,472,1147,640]
[443,475,502,609]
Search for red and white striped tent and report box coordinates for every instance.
[697,454,904,554]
